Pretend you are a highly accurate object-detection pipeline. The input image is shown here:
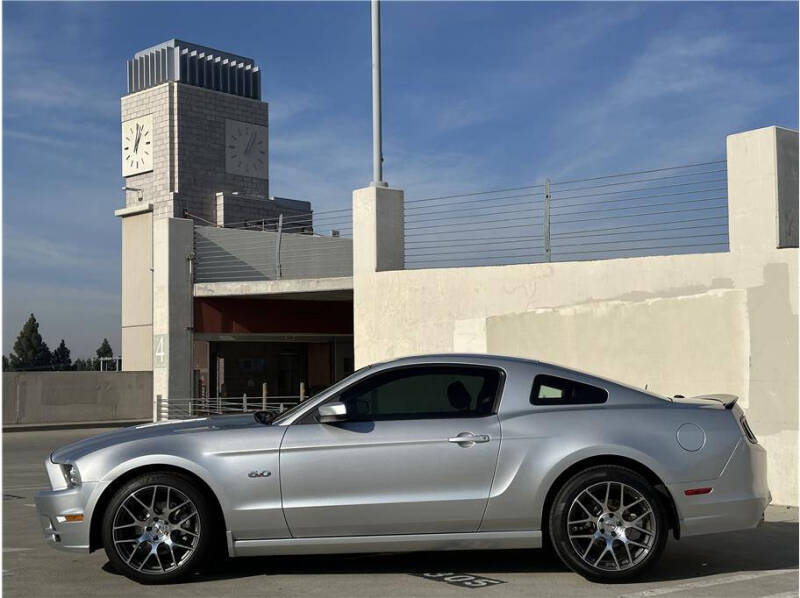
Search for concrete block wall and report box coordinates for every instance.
[173,83,269,223]
[353,126,799,505]
[120,81,269,223]
[121,83,174,209]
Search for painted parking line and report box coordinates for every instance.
[758,592,799,598]
[619,569,797,598]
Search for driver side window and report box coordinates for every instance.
[333,365,502,422]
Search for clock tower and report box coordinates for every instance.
[116,40,276,375]
[120,39,269,222]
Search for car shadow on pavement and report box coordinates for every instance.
[101,521,798,585]
[640,521,798,584]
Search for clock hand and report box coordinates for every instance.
[244,131,256,155]
[133,125,142,154]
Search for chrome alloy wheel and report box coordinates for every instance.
[566,481,656,572]
[111,485,201,574]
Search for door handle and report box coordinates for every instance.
[448,433,491,445]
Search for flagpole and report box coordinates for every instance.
[371,0,386,186]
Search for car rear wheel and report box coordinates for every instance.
[102,472,213,584]
[549,465,668,582]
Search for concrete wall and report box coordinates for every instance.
[119,205,153,371]
[152,217,194,415]
[353,126,799,506]
[3,372,152,425]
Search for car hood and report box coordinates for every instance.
[50,414,262,463]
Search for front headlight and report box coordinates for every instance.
[61,463,81,487]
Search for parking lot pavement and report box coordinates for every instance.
[4,427,798,598]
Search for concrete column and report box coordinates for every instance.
[727,126,798,255]
[152,217,194,420]
[352,185,404,274]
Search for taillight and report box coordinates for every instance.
[740,415,758,444]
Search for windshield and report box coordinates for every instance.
[270,364,374,424]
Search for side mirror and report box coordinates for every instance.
[317,401,347,424]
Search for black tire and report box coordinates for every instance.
[102,471,214,584]
[548,465,668,582]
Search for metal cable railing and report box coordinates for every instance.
[404,161,728,269]
[192,207,353,283]
[160,396,301,420]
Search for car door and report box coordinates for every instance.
[279,364,504,538]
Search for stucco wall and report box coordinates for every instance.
[353,126,798,506]
[3,371,153,425]
[120,207,153,371]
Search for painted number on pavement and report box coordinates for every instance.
[413,572,506,589]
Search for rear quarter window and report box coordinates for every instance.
[530,374,608,406]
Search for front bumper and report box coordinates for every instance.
[671,438,770,537]
[34,482,101,552]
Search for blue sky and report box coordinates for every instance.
[3,1,797,357]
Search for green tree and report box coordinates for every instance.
[95,338,114,371]
[73,358,88,371]
[9,314,51,371]
[3,355,10,371]
[51,339,72,371]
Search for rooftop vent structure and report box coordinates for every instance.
[126,39,261,100]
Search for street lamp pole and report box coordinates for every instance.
[371,0,387,187]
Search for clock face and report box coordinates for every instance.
[121,115,154,177]
[225,119,268,179]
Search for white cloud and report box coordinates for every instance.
[4,231,116,276]
[4,129,82,149]
[268,90,321,123]
[538,28,790,180]
[7,70,119,120]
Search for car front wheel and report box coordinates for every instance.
[101,472,213,584]
[549,465,668,582]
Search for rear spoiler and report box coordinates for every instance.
[691,394,739,409]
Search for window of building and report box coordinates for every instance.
[530,374,608,406]
[327,365,503,421]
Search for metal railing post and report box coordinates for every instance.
[262,383,268,410]
[243,393,248,413]
[300,382,306,402]
[274,214,283,280]
[544,178,552,262]
[159,395,169,421]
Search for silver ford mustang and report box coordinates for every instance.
[35,354,769,584]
